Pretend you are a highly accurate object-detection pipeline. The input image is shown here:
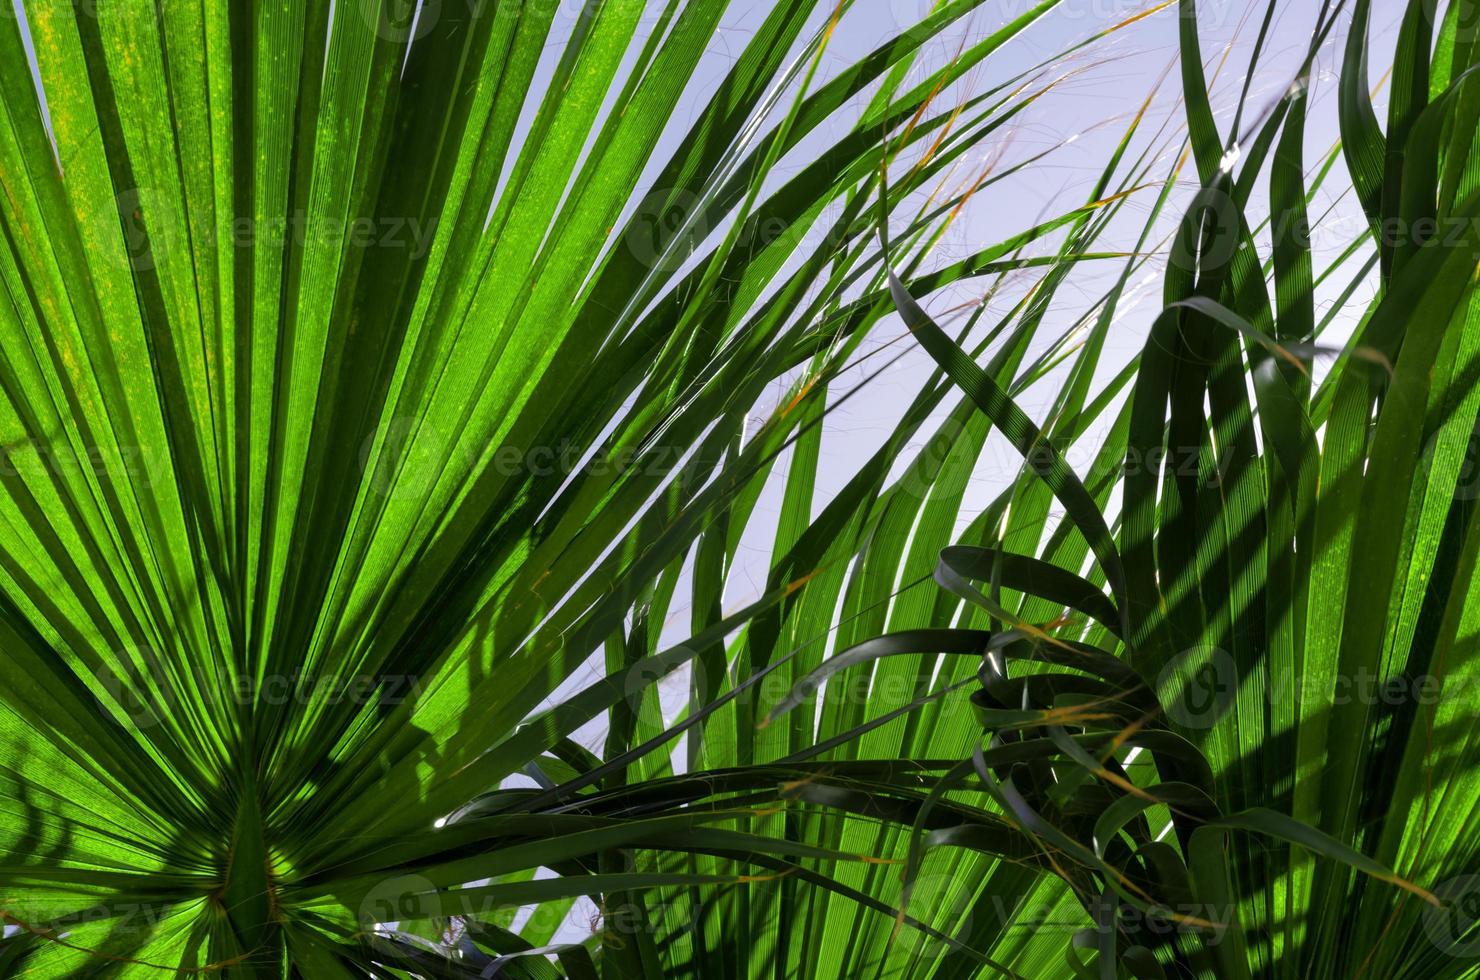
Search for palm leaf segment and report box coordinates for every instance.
[0,0,1145,975]
[767,1,1480,976]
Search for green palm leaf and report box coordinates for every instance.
[753,1,1480,977]
[0,0,1162,976]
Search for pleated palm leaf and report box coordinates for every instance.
[614,86,1184,979]
[0,0,1154,976]
[766,0,1480,976]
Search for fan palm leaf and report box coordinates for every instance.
[0,0,1153,975]
[766,1,1480,977]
